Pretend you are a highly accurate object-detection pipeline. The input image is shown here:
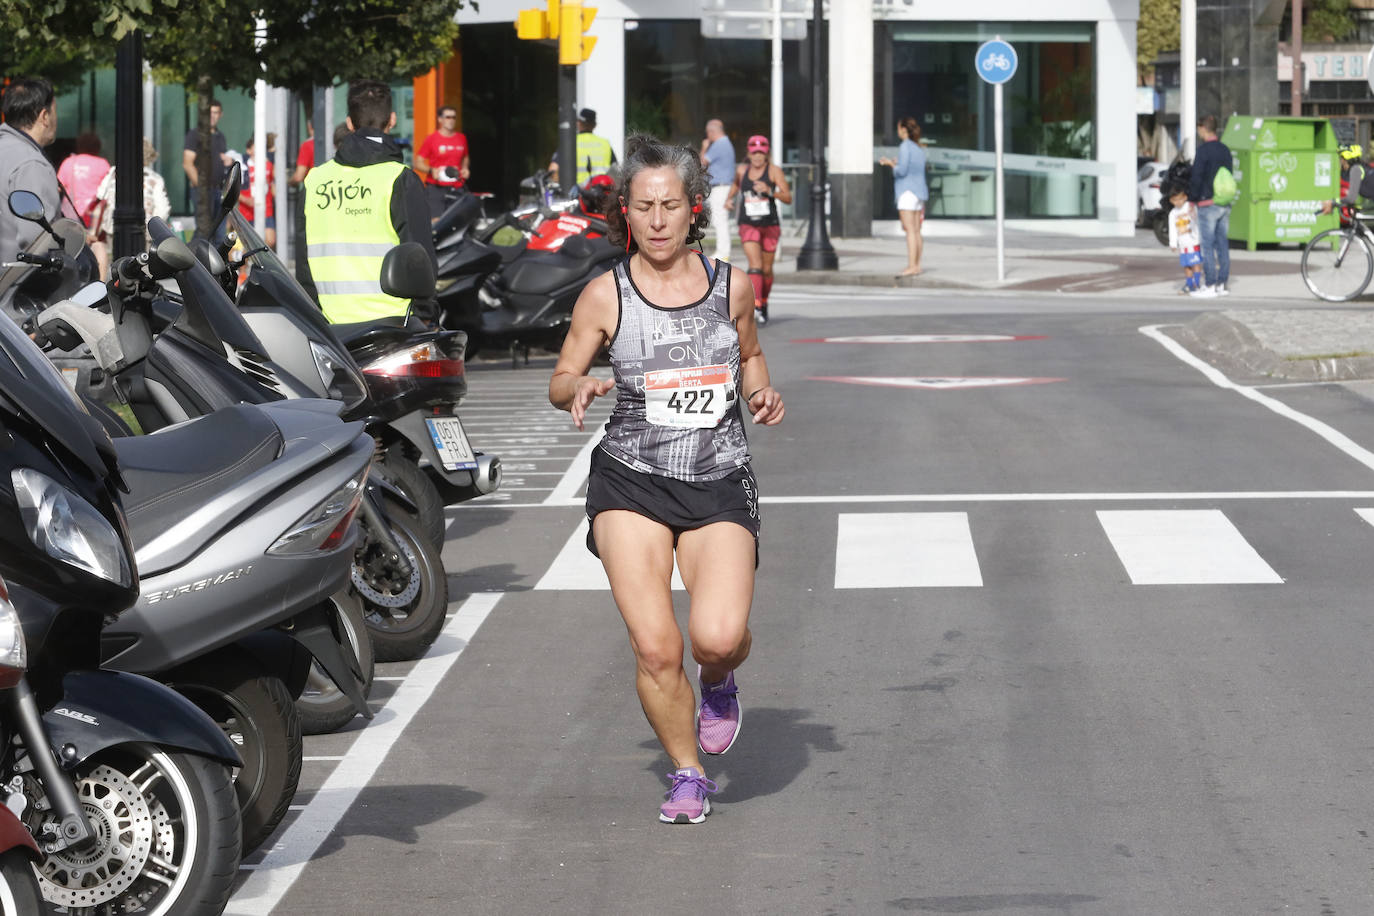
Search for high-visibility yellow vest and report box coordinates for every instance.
[304,158,407,324]
[576,133,614,185]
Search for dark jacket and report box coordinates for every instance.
[301,128,438,319]
[1189,138,1233,206]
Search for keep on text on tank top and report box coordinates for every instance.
[599,254,750,481]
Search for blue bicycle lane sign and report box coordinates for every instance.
[975,39,1017,84]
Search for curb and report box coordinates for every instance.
[1173,312,1374,382]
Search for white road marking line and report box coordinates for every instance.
[225,592,503,915]
[544,435,603,505]
[464,490,1374,510]
[1141,324,1374,473]
[301,756,345,762]
[834,512,982,588]
[1097,509,1283,585]
[535,517,685,590]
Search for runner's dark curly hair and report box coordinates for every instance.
[604,134,711,253]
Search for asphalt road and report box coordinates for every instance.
[228,288,1374,915]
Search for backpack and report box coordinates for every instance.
[1212,165,1238,206]
[1357,163,1374,202]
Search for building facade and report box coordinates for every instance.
[457,0,1141,236]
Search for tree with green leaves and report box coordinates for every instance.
[1137,0,1180,83]
[1304,0,1357,43]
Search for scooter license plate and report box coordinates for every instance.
[425,416,478,471]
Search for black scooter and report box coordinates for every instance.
[0,249,245,914]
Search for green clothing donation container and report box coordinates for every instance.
[1222,116,1339,250]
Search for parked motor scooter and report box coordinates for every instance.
[30,199,450,667]
[0,265,246,913]
[11,193,376,849]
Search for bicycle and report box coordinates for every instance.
[1301,209,1374,301]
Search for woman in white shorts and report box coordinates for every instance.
[879,116,928,277]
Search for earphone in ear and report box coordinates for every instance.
[691,203,701,214]
[619,197,627,214]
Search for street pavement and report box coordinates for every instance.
[763,222,1374,382]
[226,285,1374,914]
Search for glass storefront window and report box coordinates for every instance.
[875,21,1097,219]
[624,20,800,158]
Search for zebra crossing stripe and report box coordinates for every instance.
[1097,509,1283,585]
[535,518,686,590]
[834,512,983,588]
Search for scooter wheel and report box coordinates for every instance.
[296,588,376,735]
[167,654,303,855]
[354,499,449,663]
[379,453,447,550]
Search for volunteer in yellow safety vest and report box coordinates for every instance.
[303,79,438,325]
[547,107,617,187]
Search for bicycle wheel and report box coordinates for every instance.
[1302,228,1374,301]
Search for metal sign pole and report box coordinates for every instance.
[995,80,1004,283]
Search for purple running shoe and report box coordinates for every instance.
[659,768,718,824]
[697,669,741,755]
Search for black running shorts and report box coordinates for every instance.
[585,446,760,565]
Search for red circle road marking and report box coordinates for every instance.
[808,376,1066,389]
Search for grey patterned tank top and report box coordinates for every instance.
[598,254,750,481]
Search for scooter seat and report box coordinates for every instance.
[114,405,284,548]
[330,316,430,349]
[500,240,621,296]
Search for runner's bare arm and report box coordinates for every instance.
[727,163,746,210]
[550,270,619,430]
[728,266,784,426]
[770,164,793,205]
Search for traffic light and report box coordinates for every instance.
[515,0,560,41]
[559,1,597,64]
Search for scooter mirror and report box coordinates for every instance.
[149,235,198,276]
[379,242,437,300]
[219,161,243,223]
[189,237,227,278]
[8,190,46,223]
[51,218,86,258]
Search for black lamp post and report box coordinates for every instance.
[796,0,837,271]
[113,32,145,260]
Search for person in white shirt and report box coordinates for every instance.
[1167,185,1208,297]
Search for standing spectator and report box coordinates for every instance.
[878,116,928,277]
[89,138,171,279]
[182,99,231,223]
[1165,184,1205,295]
[727,135,791,325]
[238,135,277,249]
[303,80,437,324]
[700,119,736,261]
[57,132,111,231]
[290,120,315,188]
[0,77,61,269]
[1188,114,1233,297]
[415,105,470,216]
[547,108,616,187]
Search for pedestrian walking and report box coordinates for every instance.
[1165,184,1206,296]
[700,119,736,261]
[727,134,791,325]
[57,132,111,231]
[87,138,171,280]
[549,133,784,825]
[877,116,927,277]
[1188,114,1233,296]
